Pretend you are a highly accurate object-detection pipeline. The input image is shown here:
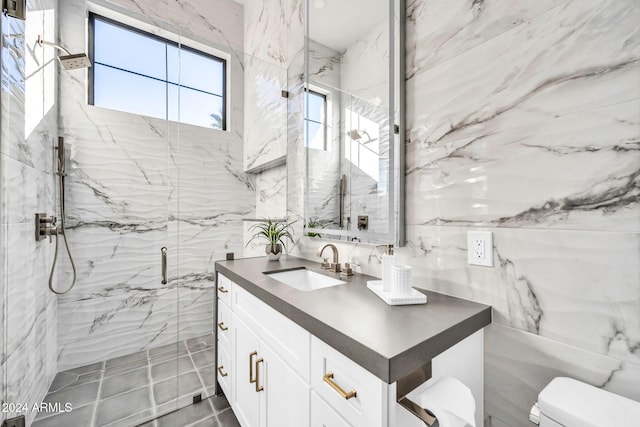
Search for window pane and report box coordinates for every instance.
[305,121,325,150]
[94,64,166,120]
[307,91,325,123]
[168,84,224,129]
[168,46,224,95]
[94,18,166,80]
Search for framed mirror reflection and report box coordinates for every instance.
[303,0,405,245]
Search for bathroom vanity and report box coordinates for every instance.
[214,256,491,427]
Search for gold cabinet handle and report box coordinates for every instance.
[217,322,228,331]
[249,351,257,384]
[218,286,228,293]
[323,372,356,400]
[255,358,264,392]
[217,365,228,377]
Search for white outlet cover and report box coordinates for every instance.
[467,231,493,267]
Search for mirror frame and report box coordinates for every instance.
[303,0,406,246]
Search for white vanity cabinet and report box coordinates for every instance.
[217,271,485,427]
[217,273,310,427]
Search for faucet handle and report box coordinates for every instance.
[320,258,331,269]
[340,262,353,277]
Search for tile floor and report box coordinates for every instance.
[32,334,239,427]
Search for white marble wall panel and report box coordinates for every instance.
[406,0,640,231]
[243,55,288,171]
[485,324,640,427]
[99,0,243,52]
[255,165,287,219]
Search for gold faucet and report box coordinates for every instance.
[319,244,341,273]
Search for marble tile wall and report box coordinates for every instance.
[0,1,59,425]
[242,0,303,172]
[56,0,255,371]
[243,0,304,251]
[293,0,640,425]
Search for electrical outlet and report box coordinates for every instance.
[467,231,493,267]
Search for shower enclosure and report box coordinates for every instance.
[0,0,282,425]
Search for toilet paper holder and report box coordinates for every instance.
[397,362,437,426]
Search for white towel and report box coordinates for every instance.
[418,376,476,427]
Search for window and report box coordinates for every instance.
[89,13,226,130]
[304,89,327,150]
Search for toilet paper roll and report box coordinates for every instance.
[418,376,476,427]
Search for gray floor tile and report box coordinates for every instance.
[101,367,149,399]
[31,403,94,427]
[191,348,215,369]
[186,334,214,352]
[48,371,103,395]
[43,380,100,409]
[188,415,220,427]
[197,365,216,388]
[153,372,204,405]
[135,421,157,427]
[95,387,151,426]
[151,356,195,382]
[63,361,104,376]
[48,372,80,393]
[105,350,148,368]
[102,408,154,427]
[216,408,240,427]
[149,341,187,358]
[104,359,149,378]
[209,394,230,414]
[155,400,214,427]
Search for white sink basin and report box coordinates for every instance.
[265,268,345,291]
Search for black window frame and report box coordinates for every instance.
[88,12,227,130]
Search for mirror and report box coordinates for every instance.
[304,0,405,245]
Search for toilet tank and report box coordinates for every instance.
[537,377,640,427]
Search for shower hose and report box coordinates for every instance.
[48,162,77,295]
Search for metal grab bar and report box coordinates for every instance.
[161,247,167,285]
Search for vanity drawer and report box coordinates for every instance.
[217,299,232,352]
[311,391,352,427]
[233,285,310,382]
[217,346,232,399]
[311,337,386,427]
[217,273,233,306]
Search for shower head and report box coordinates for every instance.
[348,129,371,143]
[58,53,92,70]
[37,35,92,70]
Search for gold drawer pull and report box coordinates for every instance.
[217,322,228,331]
[323,372,356,400]
[249,351,257,384]
[255,358,264,392]
[218,286,228,293]
[217,366,228,377]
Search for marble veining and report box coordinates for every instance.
[55,0,254,372]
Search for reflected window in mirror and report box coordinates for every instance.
[304,89,327,150]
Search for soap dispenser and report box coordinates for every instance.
[381,244,395,292]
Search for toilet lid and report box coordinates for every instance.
[539,377,640,427]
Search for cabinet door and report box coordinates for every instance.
[260,342,309,427]
[311,391,352,427]
[233,315,261,427]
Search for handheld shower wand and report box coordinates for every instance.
[48,137,77,295]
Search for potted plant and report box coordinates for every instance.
[246,218,295,261]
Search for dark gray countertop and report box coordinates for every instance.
[215,255,491,384]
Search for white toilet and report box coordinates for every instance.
[529,377,640,427]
